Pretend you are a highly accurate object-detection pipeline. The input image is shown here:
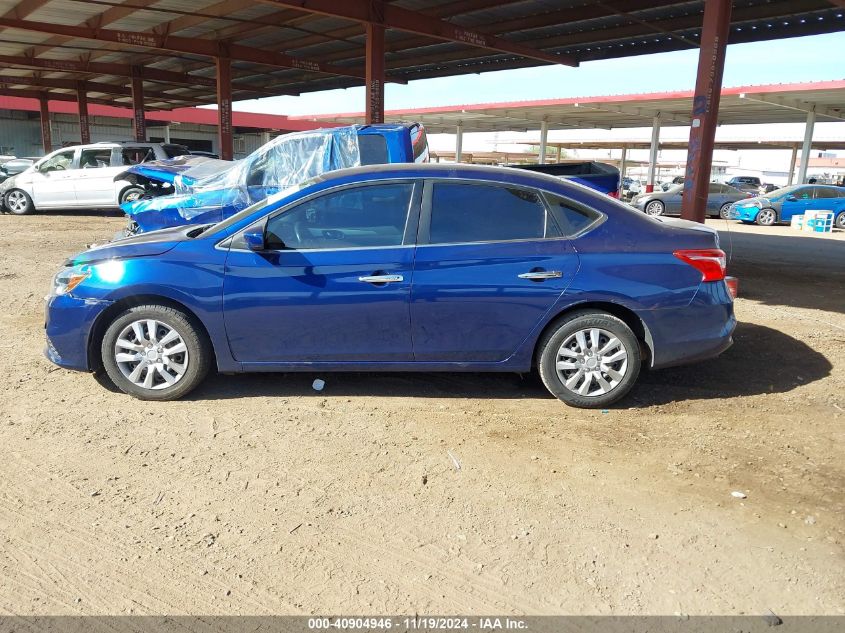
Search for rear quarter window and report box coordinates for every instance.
[543,193,603,237]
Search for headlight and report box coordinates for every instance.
[52,264,91,296]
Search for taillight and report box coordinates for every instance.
[725,275,739,298]
[673,248,727,282]
[608,190,619,199]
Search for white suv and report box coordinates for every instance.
[0,142,188,215]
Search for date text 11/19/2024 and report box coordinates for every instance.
[308,616,528,630]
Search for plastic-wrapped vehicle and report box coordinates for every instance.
[119,123,428,234]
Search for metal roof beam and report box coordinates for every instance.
[0,73,211,106]
[574,102,689,126]
[738,93,845,122]
[256,0,577,67]
[0,87,123,108]
[0,16,368,79]
[0,54,284,97]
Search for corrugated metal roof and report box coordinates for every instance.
[291,80,845,132]
[0,0,840,110]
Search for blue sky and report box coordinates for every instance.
[238,31,845,116]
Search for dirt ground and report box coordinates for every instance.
[0,211,842,616]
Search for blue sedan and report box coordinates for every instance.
[733,184,845,227]
[45,164,736,408]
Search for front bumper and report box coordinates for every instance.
[642,280,736,369]
[733,204,760,222]
[44,294,113,371]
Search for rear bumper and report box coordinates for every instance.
[44,294,112,371]
[642,280,736,369]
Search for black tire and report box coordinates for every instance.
[100,304,211,401]
[537,311,642,408]
[756,208,777,226]
[4,189,34,215]
[835,210,845,231]
[644,200,664,216]
[119,186,145,204]
[719,203,733,220]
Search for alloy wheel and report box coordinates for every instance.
[114,319,189,390]
[6,191,28,213]
[757,209,776,225]
[555,327,629,397]
[645,201,664,216]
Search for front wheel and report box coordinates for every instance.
[719,203,733,219]
[119,186,145,204]
[644,200,665,216]
[537,311,642,408]
[756,208,777,226]
[4,189,34,215]
[100,305,211,401]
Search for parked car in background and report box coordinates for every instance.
[0,157,36,182]
[0,142,189,215]
[45,163,735,408]
[513,161,621,198]
[726,175,762,193]
[659,176,685,191]
[732,184,845,227]
[758,183,778,195]
[631,182,749,218]
[188,150,220,159]
[119,123,429,234]
[621,176,642,199]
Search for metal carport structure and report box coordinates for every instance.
[299,79,845,189]
[0,0,842,220]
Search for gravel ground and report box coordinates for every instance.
[0,211,842,616]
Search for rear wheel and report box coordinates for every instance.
[4,189,34,215]
[835,210,845,230]
[100,304,211,401]
[756,208,777,226]
[644,200,665,216]
[537,311,642,408]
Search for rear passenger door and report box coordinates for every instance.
[409,180,581,362]
[74,147,117,206]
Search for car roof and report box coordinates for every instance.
[315,162,573,190]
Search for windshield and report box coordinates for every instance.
[764,185,800,199]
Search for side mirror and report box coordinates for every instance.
[786,195,797,202]
[243,227,265,251]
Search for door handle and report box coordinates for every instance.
[358,274,404,284]
[518,270,562,280]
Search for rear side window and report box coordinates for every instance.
[428,182,559,244]
[814,187,839,199]
[79,148,111,169]
[121,147,155,165]
[543,193,603,237]
[358,135,389,165]
[163,144,189,158]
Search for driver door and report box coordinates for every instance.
[222,180,420,364]
[31,149,78,207]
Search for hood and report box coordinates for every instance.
[69,224,196,265]
[115,155,234,187]
[122,188,232,233]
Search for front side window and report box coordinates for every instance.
[264,182,414,250]
[39,150,75,172]
[428,182,558,244]
[793,188,813,200]
[79,149,112,169]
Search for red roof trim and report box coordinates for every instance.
[288,79,845,120]
[0,96,329,132]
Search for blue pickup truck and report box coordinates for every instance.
[512,161,621,198]
[119,123,429,234]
